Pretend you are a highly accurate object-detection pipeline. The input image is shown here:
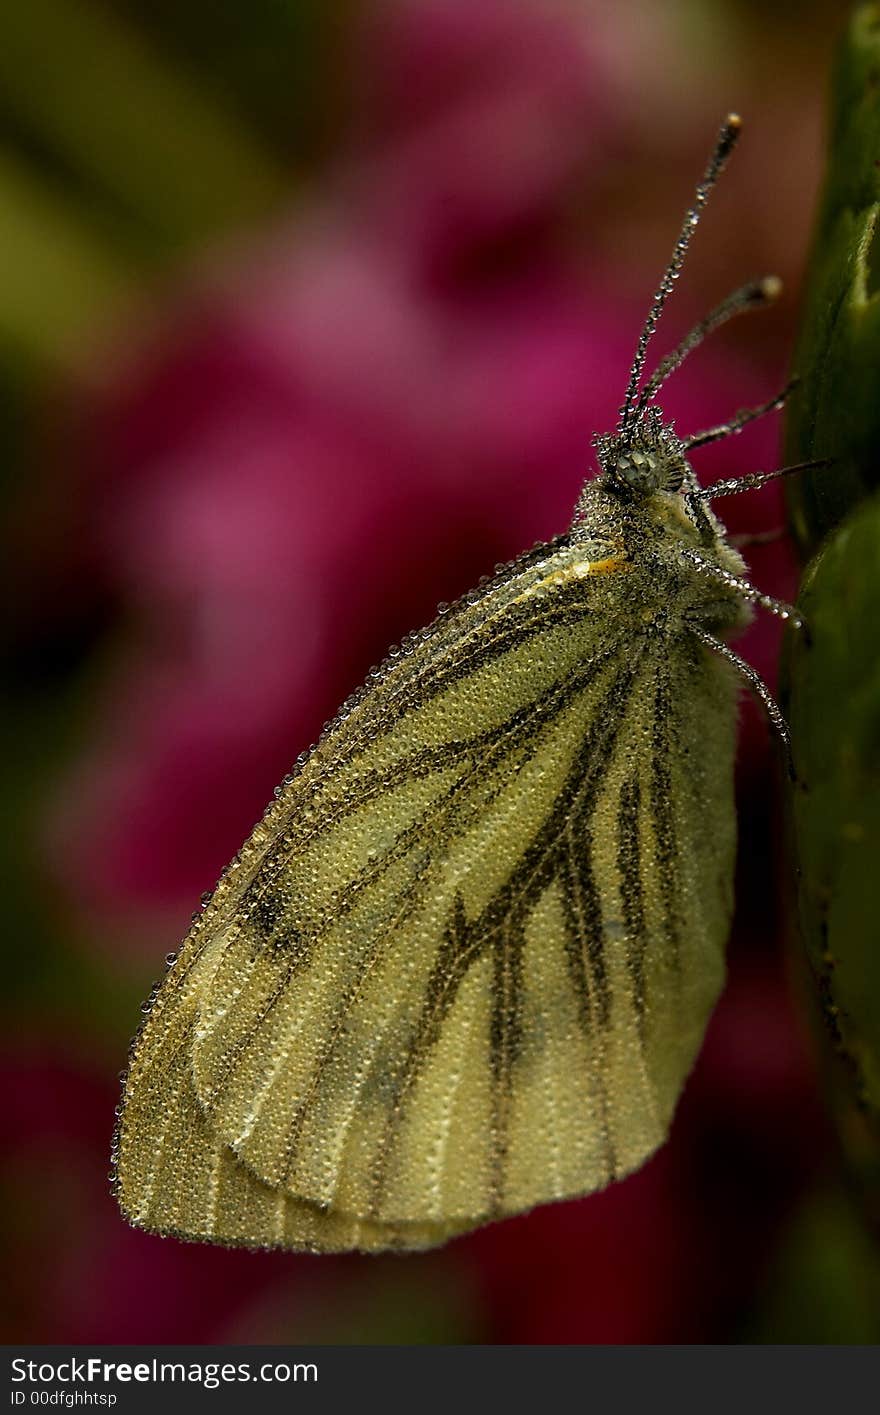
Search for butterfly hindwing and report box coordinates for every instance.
[116,537,738,1250]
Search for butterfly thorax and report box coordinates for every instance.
[568,412,751,641]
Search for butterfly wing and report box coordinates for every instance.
[115,537,738,1251]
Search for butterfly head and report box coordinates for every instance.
[594,407,689,499]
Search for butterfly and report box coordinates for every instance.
[112,115,818,1253]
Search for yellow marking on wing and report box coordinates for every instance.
[514,555,629,603]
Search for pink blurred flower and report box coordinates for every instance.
[348,0,612,282]
[1,1041,305,1342]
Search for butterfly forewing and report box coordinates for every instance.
[116,533,738,1251]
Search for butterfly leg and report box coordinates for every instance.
[694,457,830,501]
[677,544,804,628]
[689,625,795,779]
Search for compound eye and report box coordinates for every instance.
[615,449,661,493]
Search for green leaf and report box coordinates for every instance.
[786,3,880,555]
[786,493,880,1230]
[784,3,880,1238]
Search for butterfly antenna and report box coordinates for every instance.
[635,276,781,414]
[618,113,743,432]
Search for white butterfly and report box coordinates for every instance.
[113,115,818,1252]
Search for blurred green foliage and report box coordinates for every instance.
[745,1191,880,1342]
[785,1,880,1242]
[0,0,357,367]
[120,0,359,166]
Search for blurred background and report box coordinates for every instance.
[3,0,879,1344]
